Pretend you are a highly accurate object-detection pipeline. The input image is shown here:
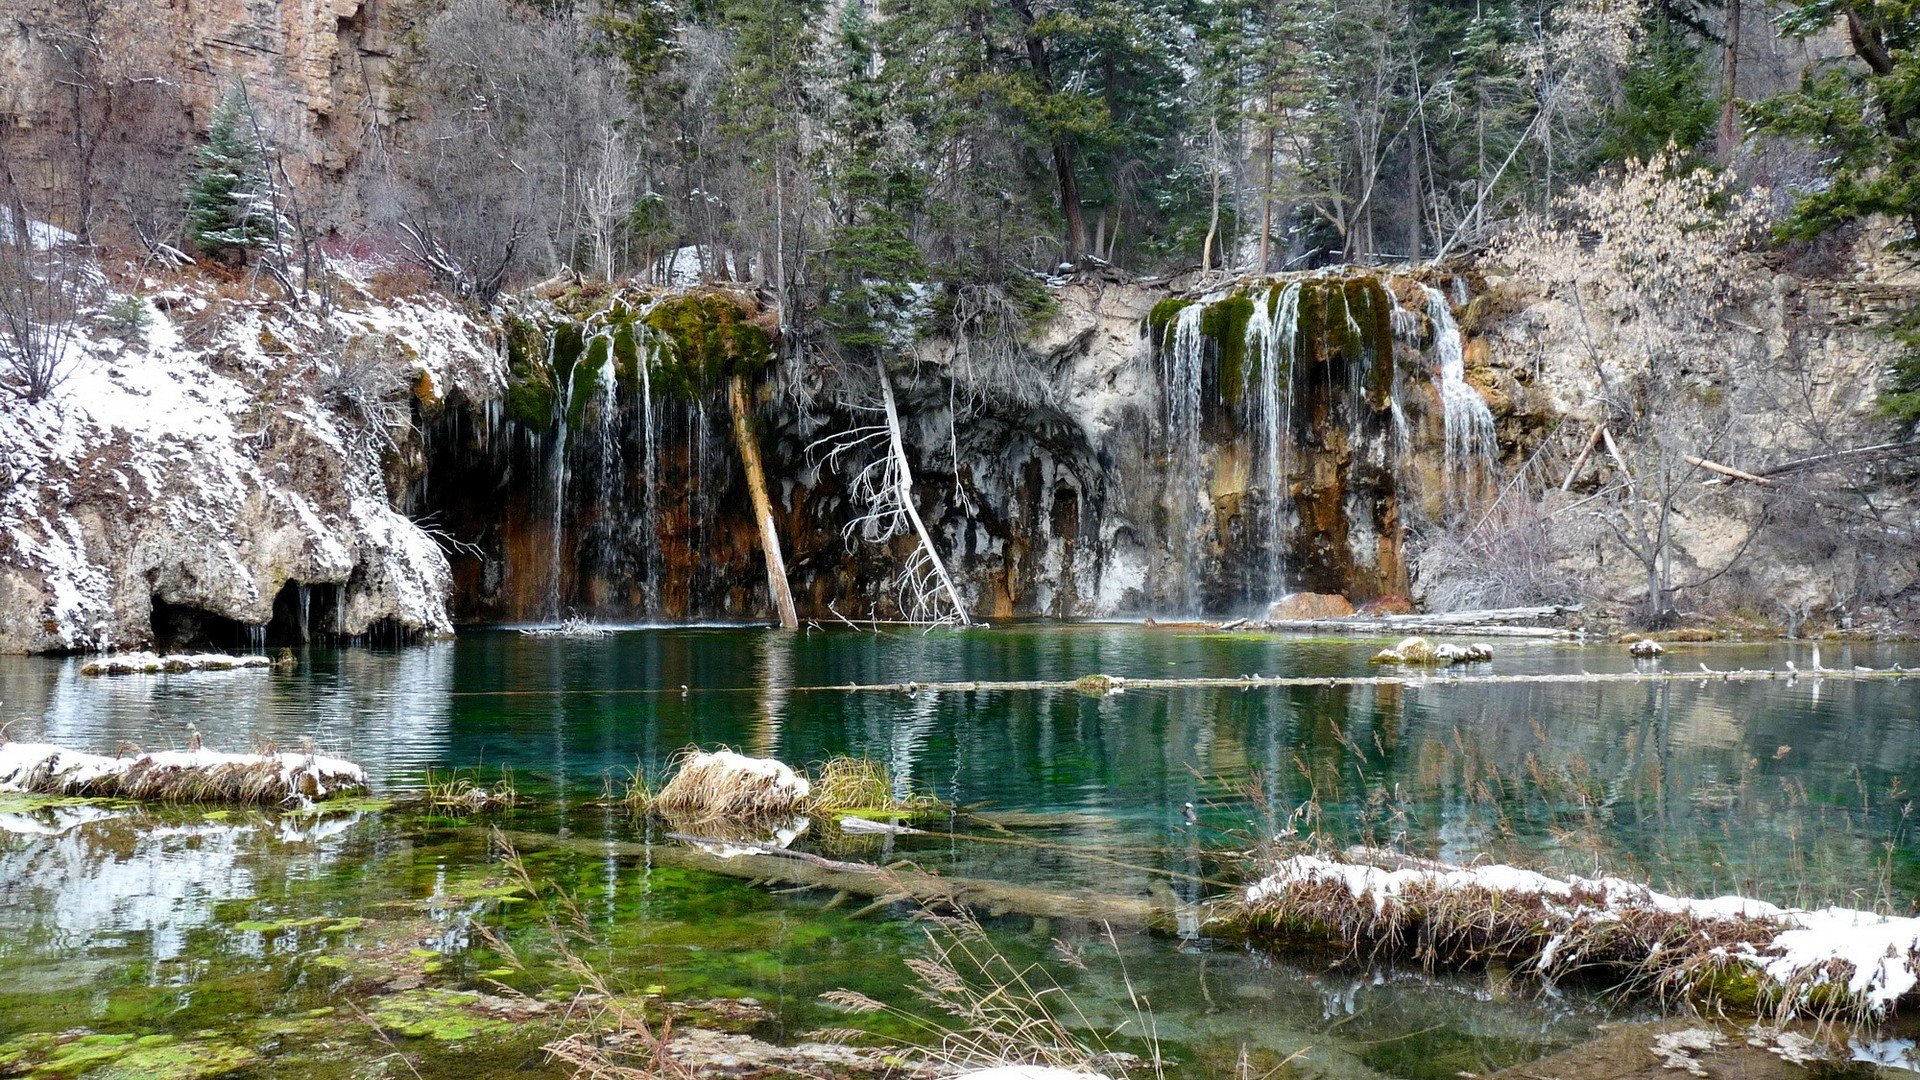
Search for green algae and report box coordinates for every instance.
[366,991,521,1042]
[231,915,366,935]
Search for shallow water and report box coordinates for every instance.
[2,626,1918,1077]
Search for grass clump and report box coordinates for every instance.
[807,757,946,819]
[652,747,811,824]
[421,767,520,813]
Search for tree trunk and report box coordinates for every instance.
[1201,120,1222,271]
[728,374,799,629]
[1010,0,1086,263]
[876,359,969,624]
[1717,0,1742,164]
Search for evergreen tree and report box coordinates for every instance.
[183,88,279,262]
[1753,0,1919,421]
[819,0,928,352]
[1592,23,1717,165]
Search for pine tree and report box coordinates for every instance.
[1753,0,1919,421]
[820,1,927,353]
[184,88,279,262]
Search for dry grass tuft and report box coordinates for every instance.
[817,906,1164,1078]
[653,747,811,824]
[1,742,364,805]
[807,757,947,819]
[422,767,520,813]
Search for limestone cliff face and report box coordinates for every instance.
[1459,229,1920,626]
[0,0,401,215]
[0,277,497,654]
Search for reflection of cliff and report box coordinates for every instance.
[7,646,455,785]
[0,811,364,971]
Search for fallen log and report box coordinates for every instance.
[1560,423,1607,492]
[728,373,800,630]
[1239,847,1920,1023]
[1686,455,1772,485]
[503,829,1213,934]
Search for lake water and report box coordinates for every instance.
[2,626,1917,1077]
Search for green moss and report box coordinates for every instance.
[1345,276,1396,409]
[366,990,519,1042]
[1146,297,1195,345]
[89,1037,259,1080]
[1297,281,1326,365]
[1202,293,1257,402]
[568,335,610,427]
[642,293,773,402]
[0,1032,62,1071]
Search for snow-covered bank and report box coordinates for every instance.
[0,267,500,653]
[1242,849,1920,1021]
[0,741,368,804]
[79,651,273,674]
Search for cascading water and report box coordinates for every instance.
[1424,286,1497,500]
[1242,282,1300,598]
[544,333,573,621]
[1161,302,1208,613]
[636,326,662,612]
[1150,274,1411,613]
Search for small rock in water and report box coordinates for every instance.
[1628,639,1665,657]
[1369,637,1491,666]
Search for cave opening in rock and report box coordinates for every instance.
[149,599,254,653]
[267,581,345,646]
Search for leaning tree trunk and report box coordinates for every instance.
[728,374,799,629]
[875,360,969,624]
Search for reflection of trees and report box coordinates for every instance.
[0,811,363,969]
[10,648,455,785]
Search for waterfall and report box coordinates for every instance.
[544,334,573,621]
[1424,286,1496,497]
[1242,282,1300,598]
[1161,302,1207,613]
[637,327,661,612]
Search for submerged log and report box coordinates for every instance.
[728,374,799,630]
[505,828,1208,934]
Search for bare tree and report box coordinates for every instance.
[0,175,86,402]
[810,361,971,625]
[1498,152,1770,624]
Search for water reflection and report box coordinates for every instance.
[2,629,1916,908]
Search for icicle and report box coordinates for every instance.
[1424,286,1497,501]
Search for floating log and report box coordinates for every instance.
[784,665,1913,695]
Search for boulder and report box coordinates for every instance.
[1268,592,1355,620]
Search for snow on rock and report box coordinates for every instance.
[0,271,501,653]
[79,651,272,674]
[0,740,368,805]
[1244,850,1920,1017]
